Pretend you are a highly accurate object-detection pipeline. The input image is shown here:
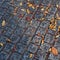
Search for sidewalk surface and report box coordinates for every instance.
[0,0,60,60]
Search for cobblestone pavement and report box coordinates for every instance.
[0,0,60,60]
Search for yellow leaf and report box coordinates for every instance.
[56,4,59,8]
[2,20,6,26]
[41,8,44,11]
[26,9,30,14]
[29,54,33,58]
[20,2,23,6]
[28,3,32,7]
[51,47,58,56]
[49,48,52,52]
[32,6,35,9]
[0,43,4,46]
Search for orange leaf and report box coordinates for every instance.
[51,47,58,56]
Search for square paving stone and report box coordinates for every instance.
[7,6,14,14]
[32,36,42,45]
[34,12,43,19]
[4,27,13,38]
[34,49,45,60]
[10,52,21,60]
[16,43,26,54]
[8,18,17,29]
[0,36,7,44]
[0,7,6,15]
[2,13,12,20]
[54,41,60,53]
[10,34,20,43]
[44,34,53,43]
[46,13,54,21]
[29,19,40,28]
[18,19,28,28]
[49,6,57,14]
[4,43,14,53]
[22,51,34,60]
[40,43,50,52]
[14,26,25,36]
[2,2,9,9]
[20,34,32,45]
[48,29,56,35]
[40,21,50,28]
[0,51,9,60]
[25,26,36,36]
[48,53,58,60]
[28,44,38,53]
[36,27,46,36]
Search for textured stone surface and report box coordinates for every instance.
[0,0,60,60]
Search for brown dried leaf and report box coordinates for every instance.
[51,47,58,56]
[28,3,32,7]
[58,26,60,32]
